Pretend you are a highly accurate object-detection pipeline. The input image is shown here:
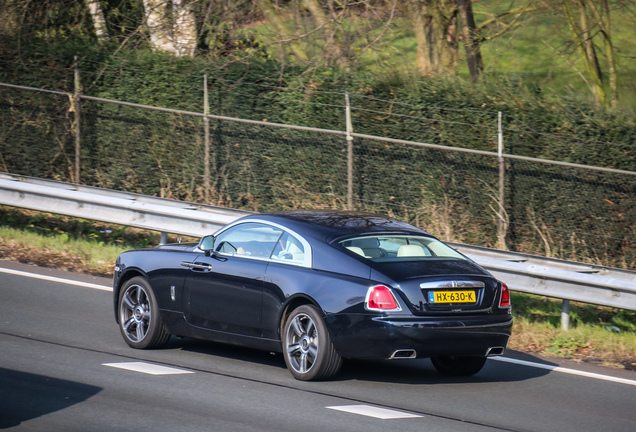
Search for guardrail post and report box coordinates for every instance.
[561,299,570,331]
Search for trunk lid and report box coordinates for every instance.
[371,258,499,315]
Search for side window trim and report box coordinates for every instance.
[210,219,312,268]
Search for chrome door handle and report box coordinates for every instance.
[181,261,213,271]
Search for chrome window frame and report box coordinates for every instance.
[201,219,313,268]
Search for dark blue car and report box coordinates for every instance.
[113,211,512,381]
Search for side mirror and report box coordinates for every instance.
[198,235,215,256]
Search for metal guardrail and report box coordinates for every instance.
[1,173,635,322]
[0,173,249,240]
[451,243,636,312]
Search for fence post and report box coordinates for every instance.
[73,56,81,184]
[497,111,507,249]
[345,92,354,210]
[203,75,211,203]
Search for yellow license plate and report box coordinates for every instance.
[428,290,476,304]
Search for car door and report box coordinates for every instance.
[182,222,283,337]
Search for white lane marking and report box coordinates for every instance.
[326,405,422,420]
[103,362,194,375]
[0,267,112,291]
[492,357,636,387]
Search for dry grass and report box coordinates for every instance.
[509,293,636,370]
[509,318,636,370]
[0,227,121,276]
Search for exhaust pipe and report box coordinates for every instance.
[390,349,417,359]
[486,347,505,356]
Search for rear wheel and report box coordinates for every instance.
[431,355,487,377]
[282,305,342,381]
[118,276,170,349]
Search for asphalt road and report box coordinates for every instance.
[1,260,635,432]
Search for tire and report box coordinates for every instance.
[431,355,487,377]
[282,305,342,381]
[118,276,170,349]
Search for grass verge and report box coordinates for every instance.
[1,207,634,371]
[0,206,181,276]
[509,293,636,371]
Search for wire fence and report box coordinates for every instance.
[1,76,635,269]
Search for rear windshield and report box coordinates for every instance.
[338,235,466,262]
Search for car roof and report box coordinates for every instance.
[241,210,428,243]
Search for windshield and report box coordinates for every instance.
[338,235,466,262]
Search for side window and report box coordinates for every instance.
[271,232,305,264]
[214,222,282,258]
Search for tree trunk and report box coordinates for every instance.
[411,3,433,75]
[85,0,108,42]
[409,0,458,76]
[590,0,618,107]
[301,0,347,67]
[143,0,176,54]
[562,0,606,106]
[601,0,618,108]
[457,0,482,82]
[172,0,197,57]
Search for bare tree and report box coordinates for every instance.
[256,0,309,62]
[562,0,606,106]
[143,0,176,53]
[407,0,458,76]
[561,0,619,107]
[253,1,402,69]
[85,0,109,42]
[458,0,482,81]
[173,0,197,57]
[301,0,348,67]
[403,0,548,79]
[142,0,197,57]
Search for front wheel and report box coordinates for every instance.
[431,355,487,377]
[282,305,342,381]
[118,276,170,349]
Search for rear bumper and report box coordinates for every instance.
[326,313,513,359]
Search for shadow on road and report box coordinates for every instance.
[334,350,555,384]
[0,368,102,429]
[170,337,288,370]
[167,335,553,384]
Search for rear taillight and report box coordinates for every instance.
[365,285,400,311]
[499,282,511,308]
